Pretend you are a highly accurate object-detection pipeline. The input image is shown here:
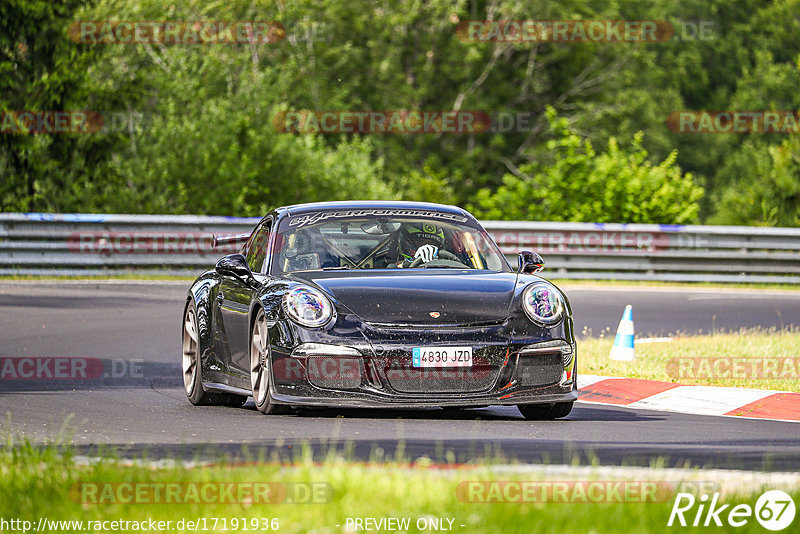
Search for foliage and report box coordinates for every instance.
[469,109,702,223]
[0,0,107,211]
[0,0,798,225]
[710,136,800,226]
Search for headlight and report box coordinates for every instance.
[282,286,334,328]
[522,282,564,325]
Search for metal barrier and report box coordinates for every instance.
[1,213,799,283]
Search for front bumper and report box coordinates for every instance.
[269,329,578,408]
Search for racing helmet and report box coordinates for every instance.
[398,222,445,260]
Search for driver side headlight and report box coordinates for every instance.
[282,286,334,328]
[522,282,564,325]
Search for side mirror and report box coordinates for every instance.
[216,253,255,284]
[518,250,545,274]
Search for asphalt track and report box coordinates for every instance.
[1,281,799,470]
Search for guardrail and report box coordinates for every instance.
[1,213,799,283]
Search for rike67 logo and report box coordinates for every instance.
[668,490,795,531]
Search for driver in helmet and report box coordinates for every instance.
[390,222,446,268]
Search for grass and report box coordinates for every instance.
[579,327,800,391]
[2,440,798,534]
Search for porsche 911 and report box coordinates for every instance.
[182,201,577,419]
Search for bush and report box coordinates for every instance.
[469,108,703,223]
[710,136,800,227]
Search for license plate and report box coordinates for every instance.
[412,346,473,367]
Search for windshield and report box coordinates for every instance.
[271,211,510,274]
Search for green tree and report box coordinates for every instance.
[54,0,395,214]
[710,136,800,226]
[0,0,106,211]
[469,109,702,223]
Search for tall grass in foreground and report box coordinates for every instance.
[1,439,797,534]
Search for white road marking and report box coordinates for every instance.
[628,386,776,415]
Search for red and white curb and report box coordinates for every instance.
[577,375,800,423]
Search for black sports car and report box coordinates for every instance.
[182,201,577,419]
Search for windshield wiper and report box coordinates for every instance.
[322,266,352,270]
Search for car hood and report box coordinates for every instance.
[288,270,518,325]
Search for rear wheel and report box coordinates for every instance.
[183,300,246,407]
[517,401,573,420]
[250,309,290,415]
[183,301,210,405]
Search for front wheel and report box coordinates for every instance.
[517,401,573,420]
[250,309,290,415]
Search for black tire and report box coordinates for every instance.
[182,300,213,405]
[250,308,291,415]
[183,300,247,407]
[517,401,573,420]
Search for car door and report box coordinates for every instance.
[218,218,272,375]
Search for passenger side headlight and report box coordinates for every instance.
[522,282,564,325]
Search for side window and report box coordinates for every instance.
[245,219,271,274]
